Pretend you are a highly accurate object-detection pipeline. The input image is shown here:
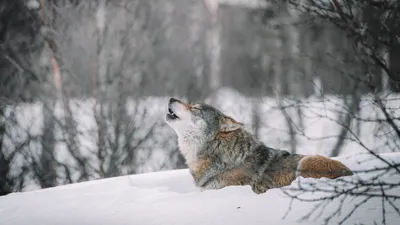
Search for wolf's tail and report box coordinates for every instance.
[296,155,353,179]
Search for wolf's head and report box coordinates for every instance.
[165,98,243,143]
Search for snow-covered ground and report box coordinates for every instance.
[1,152,400,225]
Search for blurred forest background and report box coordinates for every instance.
[0,0,399,196]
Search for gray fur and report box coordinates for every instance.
[165,98,292,192]
[165,98,352,194]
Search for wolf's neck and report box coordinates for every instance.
[177,132,205,164]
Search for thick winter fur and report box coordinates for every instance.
[165,98,353,194]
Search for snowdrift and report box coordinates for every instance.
[1,152,400,225]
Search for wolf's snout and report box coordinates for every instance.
[169,98,179,104]
[166,98,182,121]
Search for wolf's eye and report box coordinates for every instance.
[191,105,201,111]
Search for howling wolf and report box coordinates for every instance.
[165,98,353,194]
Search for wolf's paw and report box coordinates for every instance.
[251,183,269,194]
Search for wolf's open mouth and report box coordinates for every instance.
[167,107,179,120]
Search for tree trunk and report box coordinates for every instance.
[330,91,361,157]
[39,98,57,188]
[389,44,400,92]
[0,106,11,196]
[204,0,221,104]
[252,101,261,139]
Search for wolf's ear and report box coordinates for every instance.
[220,116,243,132]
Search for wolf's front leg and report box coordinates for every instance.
[200,168,252,191]
[196,162,230,188]
[249,174,275,194]
[188,157,230,188]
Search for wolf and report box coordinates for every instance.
[165,98,353,194]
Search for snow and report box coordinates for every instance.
[1,152,400,225]
[219,0,268,8]
[26,0,40,10]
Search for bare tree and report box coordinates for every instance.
[0,0,44,194]
[264,0,400,223]
[1,0,200,193]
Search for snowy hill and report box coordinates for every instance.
[1,152,400,225]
